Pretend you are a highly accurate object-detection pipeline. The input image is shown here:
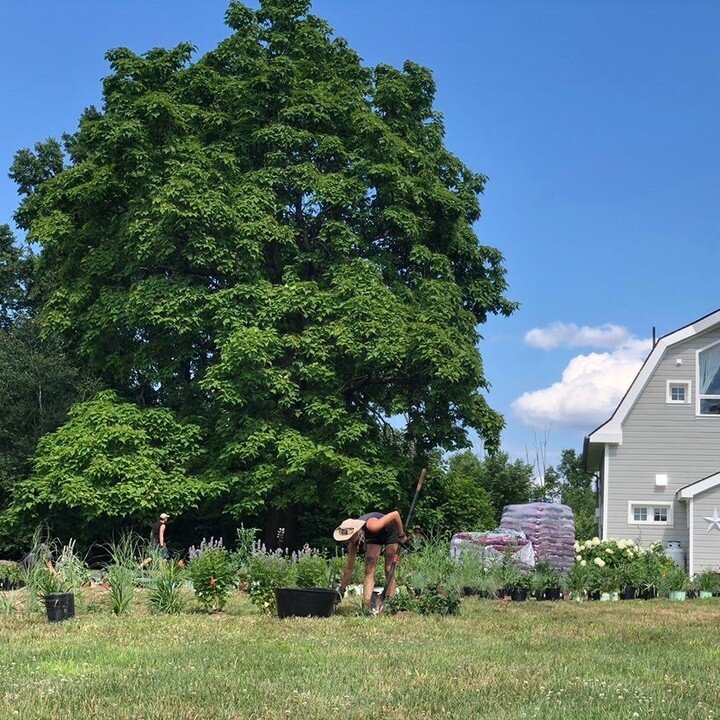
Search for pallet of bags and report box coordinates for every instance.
[500,502,576,572]
[450,529,535,569]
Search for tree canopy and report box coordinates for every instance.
[5,0,515,544]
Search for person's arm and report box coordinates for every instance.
[159,524,166,548]
[339,537,358,592]
[365,511,405,539]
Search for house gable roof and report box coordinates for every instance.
[677,471,720,500]
[586,308,720,448]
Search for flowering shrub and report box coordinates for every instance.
[187,536,225,560]
[246,541,335,613]
[571,537,680,596]
[187,547,235,612]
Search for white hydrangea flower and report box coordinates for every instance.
[594,557,606,568]
[580,559,587,567]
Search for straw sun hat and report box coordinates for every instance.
[333,518,366,543]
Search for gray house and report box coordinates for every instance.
[584,309,720,575]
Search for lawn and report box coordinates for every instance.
[1,593,719,720]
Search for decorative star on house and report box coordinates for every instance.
[703,508,720,534]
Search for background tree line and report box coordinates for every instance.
[0,0,595,554]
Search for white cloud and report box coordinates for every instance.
[524,322,633,350]
[513,338,653,429]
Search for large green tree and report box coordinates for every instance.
[9,0,515,542]
[440,450,534,524]
[556,449,597,541]
[0,224,31,330]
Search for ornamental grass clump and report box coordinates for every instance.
[695,569,720,595]
[148,562,186,614]
[187,545,234,613]
[106,533,142,614]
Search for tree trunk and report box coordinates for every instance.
[264,504,299,549]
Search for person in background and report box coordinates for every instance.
[334,511,407,607]
[150,512,171,559]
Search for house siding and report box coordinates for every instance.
[690,490,720,573]
[606,326,720,551]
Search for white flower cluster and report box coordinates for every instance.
[573,537,654,568]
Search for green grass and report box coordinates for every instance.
[1,591,719,719]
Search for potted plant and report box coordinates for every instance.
[275,551,339,619]
[509,571,531,602]
[695,570,720,599]
[598,566,620,601]
[34,566,75,622]
[532,563,564,601]
[497,562,522,600]
[659,565,688,601]
[567,561,590,601]
[470,570,502,599]
[619,561,643,600]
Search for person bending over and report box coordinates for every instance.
[334,511,407,606]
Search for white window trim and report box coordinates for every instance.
[666,379,691,404]
[627,501,674,527]
[696,338,720,416]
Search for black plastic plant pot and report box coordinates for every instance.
[641,588,657,600]
[510,587,527,602]
[539,588,562,601]
[622,586,637,600]
[497,588,508,600]
[588,590,601,601]
[44,593,75,623]
[275,588,338,619]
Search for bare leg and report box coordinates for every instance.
[363,544,381,606]
[384,543,399,598]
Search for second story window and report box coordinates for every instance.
[666,381,690,404]
[698,342,720,414]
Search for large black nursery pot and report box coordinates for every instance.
[510,587,527,602]
[44,593,75,623]
[275,588,338,619]
[537,587,563,601]
[622,586,637,600]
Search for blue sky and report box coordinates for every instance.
[2,1,720,466]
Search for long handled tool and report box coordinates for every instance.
[372,467,427,613]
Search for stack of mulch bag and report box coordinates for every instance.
[500,502,576,572]
[450,529,535,569]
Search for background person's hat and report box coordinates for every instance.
[159,512,170,520]
[333,518,365,542]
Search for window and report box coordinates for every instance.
[698,343,720,414]
[653,506,668,522]
[628,502,673,526]
[666,380,690,404]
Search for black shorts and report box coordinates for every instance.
[365,528,401,547]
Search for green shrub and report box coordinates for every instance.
[247,553,295,613]
[0,561,24,590]
[386,587,460,616]
[188,548,235,613]
[295,552,331,588]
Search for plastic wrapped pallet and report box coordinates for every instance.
[450,529,535,569]
[500,502,576,572]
